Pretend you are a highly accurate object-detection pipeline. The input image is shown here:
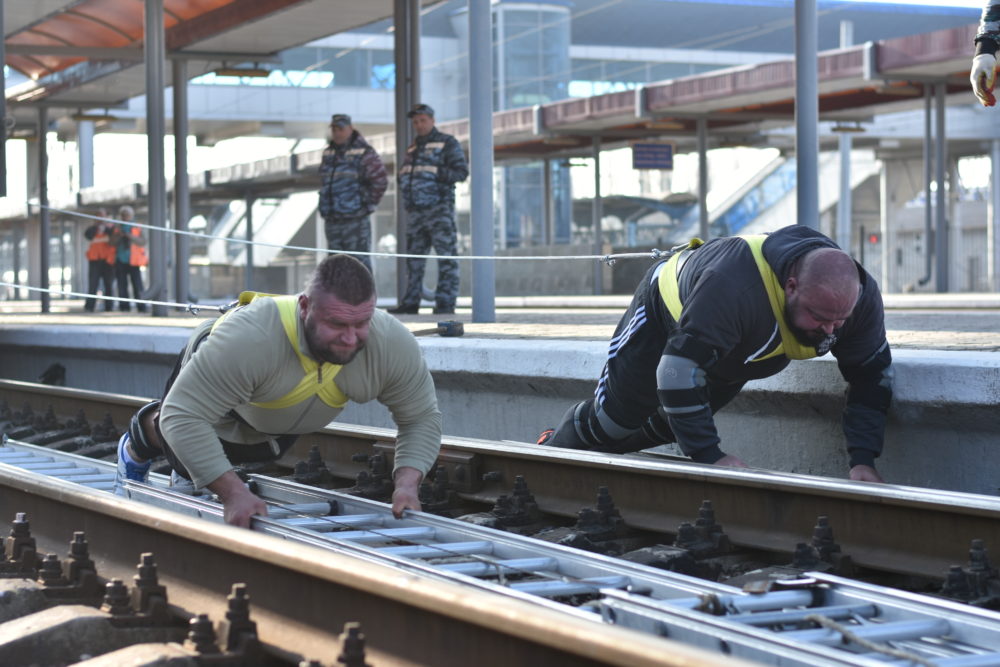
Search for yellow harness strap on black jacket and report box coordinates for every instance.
[657,235,818,361]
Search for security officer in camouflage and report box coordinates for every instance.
[318,114,388,272]
[389,104,469,315]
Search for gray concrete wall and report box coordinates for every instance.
[0,325,997,495]
[369,243,618,301]
[0,325,185,397]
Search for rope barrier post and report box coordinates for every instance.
[469,0,495,323]
[78,121,95,189]
[58,217,67,297]
[245,190,255,293]
[934,81,948,293]
[12,220,22,300]
[393,0,420,307]
[145,0,169,317]
[836,22,854,255]
[38,105,51,314]
[794,0,819,231]
[543,158,554,247]
[592,135,603,297]
[918,87,933,287]
[697,117,709,241]
[173,58,192,305]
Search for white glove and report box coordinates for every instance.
[971,53,997,107]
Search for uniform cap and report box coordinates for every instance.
[407,103,435,118]
[330,114,352,127]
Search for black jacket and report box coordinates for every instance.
[975,0,1000,56]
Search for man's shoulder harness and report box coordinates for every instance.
[210,291,348,409]
[657,235,818,362]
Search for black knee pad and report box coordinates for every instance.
[590,411,674,454]
[546,401,590,449]
[548,400,615,450]
[549,400,641,452]
[128,400,163,460]
[643,409,677,444]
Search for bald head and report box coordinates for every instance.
[795,248,859,308]
[784,248,860,345]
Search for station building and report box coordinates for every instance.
[0,0,995,303]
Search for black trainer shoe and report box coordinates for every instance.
[387,304,419,315]
[536,428,555,446]
[432,305,455,315]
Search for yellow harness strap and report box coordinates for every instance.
[211,292,349,409]
[657,238,703,321]
[742,235,817,361]
[657,235,817,362]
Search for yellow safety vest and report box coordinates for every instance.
[211,292,349,409]
[657,235,818,362]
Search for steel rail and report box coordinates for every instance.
[0,448,743,667]
[131,476,1000,667]
[1,379,998,579]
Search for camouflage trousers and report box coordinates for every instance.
[401,206,459,309]
[324,214,372,272]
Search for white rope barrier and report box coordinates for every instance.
[36,204,677,267]
[3,204,685,313]
[0,281,220,315]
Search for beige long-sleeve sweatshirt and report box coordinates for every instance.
[158,297,442,489]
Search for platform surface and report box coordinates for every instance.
[2,294,999,351]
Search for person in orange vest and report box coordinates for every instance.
[83,207,116,312]
[111,205,148,312]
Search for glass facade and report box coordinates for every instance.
[495,2,572,247]
[496,5,570,110]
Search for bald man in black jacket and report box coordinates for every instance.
[540,225,893,482]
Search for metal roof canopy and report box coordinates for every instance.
[2,3,981,154]
[3,0,435,131]
[474,24,981,161]
[0,2,985,314]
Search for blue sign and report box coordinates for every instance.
[632,142,674,170]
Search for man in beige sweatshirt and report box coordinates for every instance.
[114,254,442,527]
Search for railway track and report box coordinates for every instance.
[2,379,997,585]
[1,379,1000,665]
[0,442,715,666]
[1,437,1000,665]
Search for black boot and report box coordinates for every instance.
[539,401,592,450]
